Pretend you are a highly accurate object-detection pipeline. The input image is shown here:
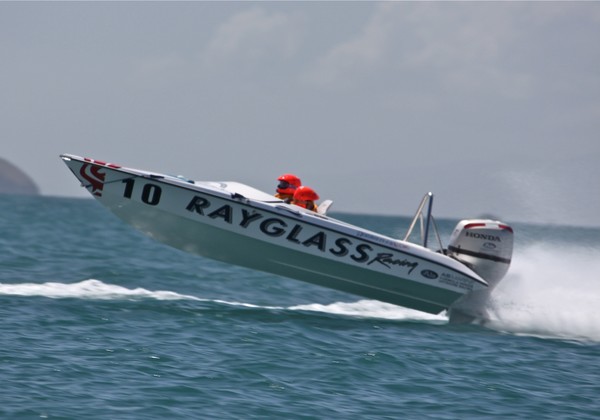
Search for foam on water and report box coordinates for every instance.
[0,279,203,302]
[1,240,598,342]
[0,279,290,312]
[289,300,447,323]
[0,279,442,322]
[485,243,600,342]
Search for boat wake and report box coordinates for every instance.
[289,300,446,323]
[0,279,273,309]
[2,241,598,343]
[0,279,202,302]
[483,243,600,342]
[0,279,446,323]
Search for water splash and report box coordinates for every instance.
[289,300,447,323]
[3,241,598,344]
[484,243,600,342]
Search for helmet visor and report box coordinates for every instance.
[278,181,296,190]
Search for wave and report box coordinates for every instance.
[2,240,599,344]
[0,279,204,301]
[0,279,279,310]
[0,279,445,323]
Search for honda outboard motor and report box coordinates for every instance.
[447,219,513,287]
[446,219,514,323]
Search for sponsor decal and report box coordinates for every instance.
[420,269,438,279]
[465,231,501,242]
[482,242,497,250]
[115,177,425,277]
[80,163,106,197]
[184,195,420,275]
[439,272,474,291]
[368,253,418,273]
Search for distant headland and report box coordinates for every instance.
[0,157,40,195]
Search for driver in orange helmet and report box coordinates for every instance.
[292,186,319,212]
[275,174,302,204]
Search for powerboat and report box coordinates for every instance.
[60,154,513,322]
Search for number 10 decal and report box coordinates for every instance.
[122,178,162,206]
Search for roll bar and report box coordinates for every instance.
[403,192,444,251]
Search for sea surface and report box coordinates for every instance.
[1,195,599,419]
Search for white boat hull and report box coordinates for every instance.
[61,154,488,315]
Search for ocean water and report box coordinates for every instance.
[1,195,599,419]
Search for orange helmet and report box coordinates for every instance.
[277,174,301,195]
[293,186,319,202]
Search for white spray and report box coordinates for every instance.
[483,243,600,342]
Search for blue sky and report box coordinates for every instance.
[2,2,599,226]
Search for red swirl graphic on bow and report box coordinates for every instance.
[80,163,106,197]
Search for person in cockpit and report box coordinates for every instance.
[275,174,302,204]
[292,186,319,212]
